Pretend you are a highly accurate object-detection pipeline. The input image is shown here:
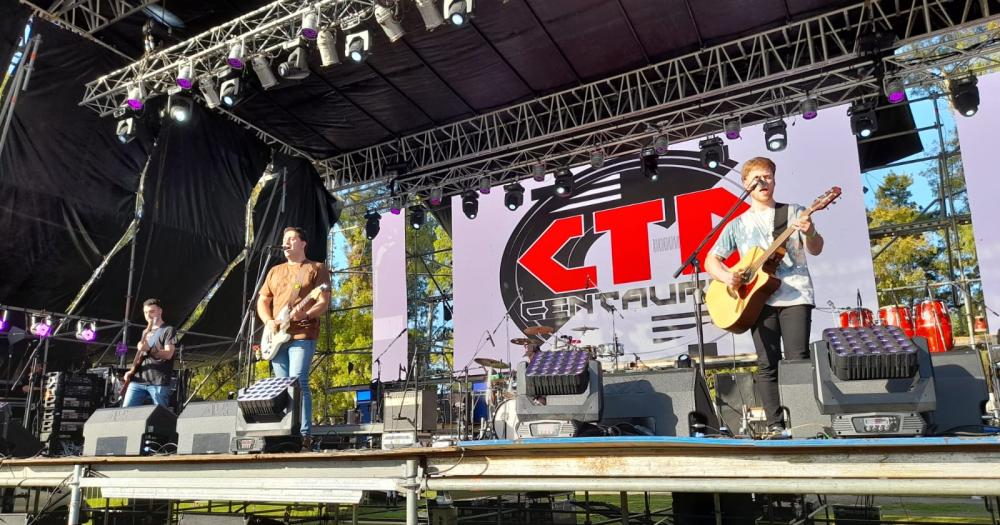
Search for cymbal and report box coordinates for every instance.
[474,357,510,369]
[571,326,599,332]
[523,326,554,336]
[510,338,535,346]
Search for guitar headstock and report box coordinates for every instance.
[807,186,842,214]
[309,283,330,299]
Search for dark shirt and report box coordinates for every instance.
[136,325,175,386]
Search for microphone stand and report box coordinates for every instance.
[672,178,760,380]
[372,327,407,423]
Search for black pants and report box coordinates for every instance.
[751,304,813,426]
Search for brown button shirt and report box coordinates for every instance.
[260,259,330,340]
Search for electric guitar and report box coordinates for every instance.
[119,323,154,398]
[260,283,329,360]
[706,187,842,333]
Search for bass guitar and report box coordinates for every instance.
[260,283,329,360]
[706,187,841,333]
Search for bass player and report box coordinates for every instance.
[257,226,331,449]
[123,298,177,408]
[705,157,824,435]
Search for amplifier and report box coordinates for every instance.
[177,400,239,455]
[383,390,437,432]
[82,405,177,456]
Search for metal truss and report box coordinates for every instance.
[28,0,157,35]
[80,0,376,117]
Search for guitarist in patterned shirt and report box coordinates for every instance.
[257,227,331,449]
[705,157,825,436]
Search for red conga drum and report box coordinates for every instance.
[915,300,953,353]
[839,308,874,328]
[879,305,915,338]
[974,316,988,333]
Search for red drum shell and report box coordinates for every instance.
[914,300,953,353]
[878,305,915,338]
[839,308,874,328]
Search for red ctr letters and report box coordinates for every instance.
[675,187,747,276]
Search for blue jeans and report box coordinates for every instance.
[123,382,172,408]
[270,339,315,436]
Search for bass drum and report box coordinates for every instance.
[492,399,520,440]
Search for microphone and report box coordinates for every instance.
[263,244,289,252]
[856,289,863,309]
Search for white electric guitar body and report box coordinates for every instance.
[260,283,328,361]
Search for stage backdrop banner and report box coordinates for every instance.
[454,107,877,368]
[952,72,1000,333]
[372,211,409,380]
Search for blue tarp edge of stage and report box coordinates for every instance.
[458,434,1000,448]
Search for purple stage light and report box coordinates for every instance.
[115,341,128,358]
[887,90,906,104]
[78,327,96,342]
[32,318,52,338]
[176,77,193,90]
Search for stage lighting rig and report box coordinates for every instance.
[800,97,818,120]
[0,309,8,333]
[764,119,787,151]
[278,46,310,81]
[950,75,979,117]
[365,210,381,240]
[652,133,669,155]
[317,29,340,67]
[116,117,137,144]
[345,30,371,63]
[640,147,659,181]
[389,195,404,215]
[252,55,278,89]
[429,187,443,206]
[30,314,52,338]
[300,10,319,40]
[478,176,491,195]
[444,0,473,26]
[504,182,524,211]
[167,95,193,123]
[554,167,573,196]
[849,102,877,138]
[76,320,97,342]
[724,118,741,140]
[375,2,405,42]
[698,137,726,169]
[125,83,145,111]
[176,62,194,90]
[416,0,444,30]
[227,42,245,69]
[884,76,906,104]
[220,77,243,108]
[532,163,546,182]
[590,149,605,169]
[462,190,479,219]
[410,205,426,229]
[198,75,221,109]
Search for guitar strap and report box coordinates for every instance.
[772,202,789,240]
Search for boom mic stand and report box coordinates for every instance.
[672,177,760,380]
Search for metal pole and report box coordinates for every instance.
[67,464,83,525]
[620,491,629,525]
[405,458,418,525]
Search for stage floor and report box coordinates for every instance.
[1,435,999,502]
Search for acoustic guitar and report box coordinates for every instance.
[259,283,329,360]
[706,187,842,333]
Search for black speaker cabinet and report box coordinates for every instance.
[82,405,177,456]
[715,372,758,433]
[0,404,42,458]
[927,349,989,434]
[176,400,239,455]
[777,359,828,438]
[602,369,718,436]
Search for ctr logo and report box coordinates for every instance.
[517,200,665,293]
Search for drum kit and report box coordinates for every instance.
[831,299,954,353]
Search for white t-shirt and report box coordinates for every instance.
[709,204,815,307]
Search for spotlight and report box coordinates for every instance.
[317,29,340,67]
[675,353,692,369]
[168,95,193,123]
[764,119,787,152]
[278,46,310,80]
[429,187,443,206]
[227,42,245,69]
[364,210,381,240]
[220,77,242,107]
[390,195,404,215]
[410,205,426,229]
[461,189,479,219]
[554,167,573,197]
[116,117,137,144]
[532,163,546,182]
[800,97,818,120]
[301,11,319,40]
[504,182,524,211]
[375,3,405,42]
[590,149,605,169]
[884,76,906,104]
[849,102,877,138]
[478,176,491,195]
[198,75,221,109]
[76,320,97,343]
[444,0,473,26]
[951,75,979,117]
[176,62,194,90]
[345,30,371,63]
[415,0,444,30]
[724,118,741,140]
[252,55,278,89]
[652,134,669,155]
[640,147,659,181]
[698,137,726,169]
[126,83,145,111]
[0,309,8,333]
[30,314,52,339]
